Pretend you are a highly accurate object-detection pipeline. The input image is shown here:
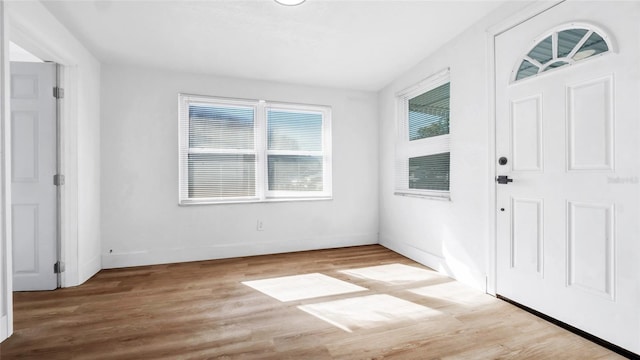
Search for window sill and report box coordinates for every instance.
[394,191,451,202]
[179,196,333,206]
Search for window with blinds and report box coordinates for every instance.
[267,109,325,194]
[395,69,451,199]
[179,94,331,204]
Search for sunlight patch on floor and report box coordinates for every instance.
[408,281,496,307]
[298,294,441,332]
[242,273,367,302]
[339,263,440,285]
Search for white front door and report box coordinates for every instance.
[11,61,58,291]
[496,1,639,354]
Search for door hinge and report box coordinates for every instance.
[53,87,65,99]
[53,174,65,186]
[54,261,65,274]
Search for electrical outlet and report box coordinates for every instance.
[257,220,264,231]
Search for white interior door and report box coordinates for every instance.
[495,1,639,354]
[10,61,58,291]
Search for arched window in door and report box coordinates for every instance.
[513,24,613,82]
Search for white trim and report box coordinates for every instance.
[179,196,330,206]
[180,94,259,108]
[177,94,189,203]
[486,1,565,37]
[0,314,7,341]
[79,253,101,284]
[379,236,452,278]
[393,191,451,201]
[256,101,266,201]
[189,148,257,155]
[102,232,377,269]
[265,150,322,156]
[0,0,13,342]
[486,0,565,296]
[58,65,78,288]
[395,67,450,99]
[55,63,63,288]
[523,55,543,69]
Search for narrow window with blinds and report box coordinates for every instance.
[267,108,325,194]
[395,69,451,199]
[179,94,331,204]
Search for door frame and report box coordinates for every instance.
[485,0,565,296]
[7,12,78,289]
[54,63,63,288]
[0,1,79,341]
[1,0,13,342]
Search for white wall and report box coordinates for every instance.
[7,1,101,286]
[378,3,530,290]
[101,65,378,268]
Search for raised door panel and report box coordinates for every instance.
[10,74,38,100]
[11,204,39,274]
[11,111,39,182]
[511,198,544,275]
[511,95,543,172]
[567,76,614,171]
[567,201,614,299]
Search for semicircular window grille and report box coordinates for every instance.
[514,25,612,82]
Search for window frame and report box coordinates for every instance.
[511,23,614,83]
[395,68,451,200]
[178,94,332,205]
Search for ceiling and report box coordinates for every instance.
[42,0,508,91]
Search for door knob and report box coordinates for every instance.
[496,175,513,184]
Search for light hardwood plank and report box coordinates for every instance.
[0,245,625,359]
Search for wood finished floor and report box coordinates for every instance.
[0,245,624,359]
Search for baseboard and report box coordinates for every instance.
[380,235,488,291]
[0,314,10,342]
[379,235,449,275]
[102,233,377,269]
[61,267,79,288]
[79,254,101,284]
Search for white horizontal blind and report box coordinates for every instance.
[395,70,451,198]
[179,94,331,204]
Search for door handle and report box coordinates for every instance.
[496,175,513,184]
